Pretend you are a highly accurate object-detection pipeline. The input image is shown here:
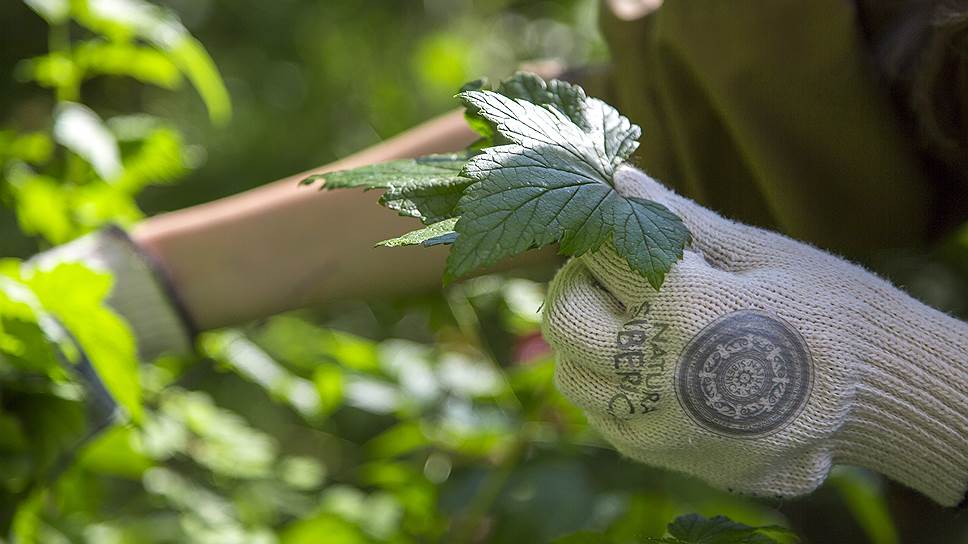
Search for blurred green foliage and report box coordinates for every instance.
[2,0,968,542]
[0,0,233,538]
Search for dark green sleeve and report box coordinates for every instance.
[599,0,938,259]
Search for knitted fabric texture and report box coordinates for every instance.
[542,166,968,506]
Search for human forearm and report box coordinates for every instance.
[133,110,470,330]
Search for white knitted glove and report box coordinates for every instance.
[543,166,968,506]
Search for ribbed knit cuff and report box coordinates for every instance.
[30,226,196,360]
[833,293,968,507]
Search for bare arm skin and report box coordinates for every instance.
[134,110,556,330]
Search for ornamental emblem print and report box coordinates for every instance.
[675,310,812,438]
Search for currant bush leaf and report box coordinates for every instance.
[302,154,466,189]
[463,72,641,163]
[643,514,798,544]
[497,72,588,129]
[377,218,458,248]
[463,71,588,147]
[612,198,693,290]
[380,182,467,225]
[444,90,689,288]
[302,154,470,224]
[306,73,690,289]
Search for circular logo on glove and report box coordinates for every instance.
[675,310,812,438]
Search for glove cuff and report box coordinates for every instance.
[30,226,196,360]
[833,296,968,506]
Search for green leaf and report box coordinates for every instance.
[74,41,182,89]
[0,275,59,375]
[380,181,468,225]
[252,315,380,373]
[377,218,458,248]
[643,514,797,544]
[70,181,146,229]
[53,102,122,180]
[301,154,464,189]
[78,425,153,479]
[73,0,232,124]
[0,130,54,168]
[0,317,59,375]
[313,364,344,417]
[308,154,466,186]
[366,422,427,459]
[19,42,183,92]
[496,71,588,129]
[829,468,898,544]
[553,531,613,544]
[14,52,79,92]
[445,90,689,287]
[309,74,688,287]
[10,175,73,244]
[166,37,232,125]
[113,126,188,193]
[159,389,276,478]
[25,263,141,422]
[463,72,599,148]
[199,330,322,420]
[303,154,470,224]
[3,131,54,165]
[280,512,368,544]
[459,77,490,93]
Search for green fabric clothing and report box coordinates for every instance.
[598,0,956,259]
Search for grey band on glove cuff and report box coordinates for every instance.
[30,226,196,360]
[831,281,968,506]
